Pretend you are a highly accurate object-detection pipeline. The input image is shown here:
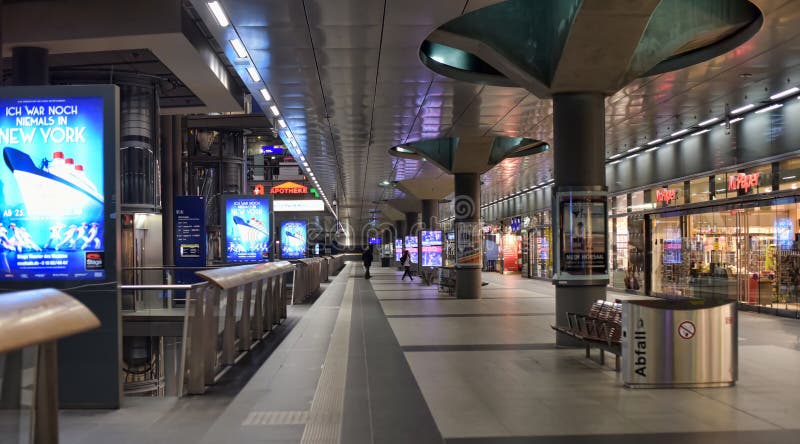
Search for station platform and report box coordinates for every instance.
[60,264,800,444]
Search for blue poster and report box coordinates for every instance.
[421,230,442,266]
[174,196,206,284]
[0,96,105,280]
[405,235,418,263]
[224,197,270,263]
[395,239,403,261]
[775,218,794,250]
[280,220,307,259]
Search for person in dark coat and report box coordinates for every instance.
[400,249,413,281]
[362,245,373,279]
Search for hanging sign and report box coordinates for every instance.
[728,172,760,192]
[270,181,308,195]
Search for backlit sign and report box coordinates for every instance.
[656,188,678,203]
[728,172,760,192]
[0,90,111,281]
[273,199,324,212]
[280,220,307,259]
[261,145,282,155]
[270,181,308,195]
[253,184,265,195]
[222,196,270,263]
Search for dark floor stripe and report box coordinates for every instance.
[401,343,555,352]
[446,430,800,444]
[378,297,456,301]
[341,275,443,444]
[386,313,554,319]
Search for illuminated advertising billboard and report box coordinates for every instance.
[0,93,110,280]
[405,235,418,263]
[421,230,442,267]
[280,220,307,259]
[222,196,270,263]
[395,238,403,261]
[369,237,381,245]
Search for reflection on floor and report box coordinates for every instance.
[57,264,800,444]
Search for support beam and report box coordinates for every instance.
[454,172,481,299]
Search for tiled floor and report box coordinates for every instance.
[56,264,800,444]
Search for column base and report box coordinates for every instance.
[555,285,606,347]
[455,268,481,299]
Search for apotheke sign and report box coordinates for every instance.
[270,181,308,195]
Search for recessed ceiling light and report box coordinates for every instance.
[259,88,271,101]
[647,138,663,146]
[626,146,642,153]
[730,117,744,124]
[769,86,799,100]
[667,138,683,145]
[691,128,711,137]
[671,129,689,137]
[698,117,719,126]
[207,1,229,27]
[229,39,248,58]
[278,119,286,128]
[246,66,261,82]
[270,105,280,116]
[755,103,783,114]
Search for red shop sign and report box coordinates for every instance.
[656,188,678,203]
[728,172,760,192]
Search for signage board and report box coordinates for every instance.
[656,188,678,203]
[394,238,403,261]
[270,181,308,195]
[405,235,418,263]
[261,145,283,155]
[456,222,481,267]
[280,219,307,259]
[554,190,608,284]
[174,196,206,264]
[0,89,114,281]
[222,196,270,263]
[728,172,760,192]
[421,230,442,267]
[368,236,381,245]
[273,199,324,212]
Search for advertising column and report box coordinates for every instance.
[553,189,608,284]
[0,85,121,407]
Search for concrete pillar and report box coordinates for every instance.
[11,46,48,85]
[405,212,419,236]
[421,199,439,231]
[454,172,481,299]
[552,92,608,346]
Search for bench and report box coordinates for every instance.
[551,299,623,371]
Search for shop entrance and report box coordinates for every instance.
[650,200,800,317]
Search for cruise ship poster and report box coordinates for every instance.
[280,220,307,259]
[0,96,105,280]
[224,197,270,263]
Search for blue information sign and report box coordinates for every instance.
[174,196,206,283]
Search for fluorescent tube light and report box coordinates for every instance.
[229,39,247,58]
[671,129,689,137]
[755,103,783,114]
[731,104,754,114]
[769,86,799,100]
[647,138,663,145]
[207,1,229,27]
[269,105,279,116]
[698,117,719,126]
[246,66,260,82]
[259,88,271,101]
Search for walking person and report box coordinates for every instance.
[362,245,373,279]
[400,249,413,281]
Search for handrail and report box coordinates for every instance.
[119,284,198,291]
[0,288,100,353]
[195,261,293,290]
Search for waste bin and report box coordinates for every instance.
[381,257,390,267]
[621,299,737,388]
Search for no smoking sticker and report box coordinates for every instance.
[678,320,696,339]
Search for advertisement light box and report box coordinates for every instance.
[280,220,307,259]
[0,88,115,281]
[273,199,324,212]
[222,196,270,263]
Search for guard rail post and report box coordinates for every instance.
[240,282,253,351]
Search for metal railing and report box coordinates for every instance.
[0,289,100,444]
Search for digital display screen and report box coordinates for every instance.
[405,235,418,263]
[369,237,381,245]
[446,232,455,241]
[662,228,682,264]
[420,230,442,266]
[0,95,106,280]
[223,196,270,263]
[395,239,402,261]
[421,230,442,246]
[775,218,794,250]
[280,220,307,259]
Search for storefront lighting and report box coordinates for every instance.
[691,128,711,137]
[782,175,796,180]
[671,129,689,137]
[207,1,229,27]
[626,146,641,153]
[229,39,248,58]
[278,119,286,128]
[698,117,719,126]
[647,138,663,146]
[259,88,271,101]
[769,86,799,100]
[755,103,783,114]
[731,104,754,114]
[270,105,280,116]
[246,66,261,82]
[667,138,683,145]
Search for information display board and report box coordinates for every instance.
[368,236,381,245]
[280,219,307,259]
[395,238,403,261]
[554,190,608,284]
[421,230,442,267]
[456,222,482,267]
[405,235,418,263]
[0,93,110,280]
[174,196,206,284]
[222,196,270,263]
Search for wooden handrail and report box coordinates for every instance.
[195,261,294,290]
[0,288,100,354]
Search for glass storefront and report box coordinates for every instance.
[650,199,800,316]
